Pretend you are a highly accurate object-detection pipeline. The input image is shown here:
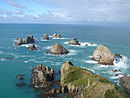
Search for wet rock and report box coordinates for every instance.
[112,69,121,72]
[92,45,114,65]
[16,75,24,80]
[28,44,37,51]
[15,35,35,45]
[52,33,62,38]
[4,57,15,60]
[50,43,69,55]
[31,64,54,88]
[16,82,26,87]
[68,38,80,45]
[120,75,130,93]
[114,53,122,59]
[43,34,49,40]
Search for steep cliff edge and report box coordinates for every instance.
[60,61,126,98]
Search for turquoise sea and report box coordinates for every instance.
[0,24,130,98]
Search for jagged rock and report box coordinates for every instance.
[16,75,24,80]
[15,35,35,45]
[43,34,49,40]
[92,45,114,65]
[120,75,130,93]
[52,33,62,38]
[68,38,80,45]
[60,61,126,97]
[31,64,54,88]
[28,44,37,51]
[50,43,69,55]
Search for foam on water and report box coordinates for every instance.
[53,37,67,39]
[68,49,78,55]
[64,41,97,47]
[85,60,98,64]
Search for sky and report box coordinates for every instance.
[0,0,130,24]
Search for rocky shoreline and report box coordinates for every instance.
[14,34,129,98]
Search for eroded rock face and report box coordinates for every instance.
[60,61,126,98]
[28,44,37,51]
[43,34,49,40]
[32,64,54,88]
[52,33,62,38]
[68,38,80,45]
[92,45,114,65]
[15,35,35,45]
[120,75,130,93]
[50,43,69,55]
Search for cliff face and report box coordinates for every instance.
[61,61,126,98]
[93,45,114,65]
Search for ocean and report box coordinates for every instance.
[0,23,130,98]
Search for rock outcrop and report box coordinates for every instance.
[15,35,35,45]
[50,43,69,55]
[43,34,49,40]
[92,45,114,65]
[60,61,126,98]
[28,44,37,51]
[52,33,62,38]
[32,64,54,88]
[120,75,130,93]
[68,38,80,45]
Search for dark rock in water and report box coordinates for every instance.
[16,75,24,80]
[43,34,49,40]
[15,35,35,45]
[92,45,114,65]
[50,43,69,55]
[114,53,122,59]
[28,44,37,51]
[44,51,49,54]
[112,69,121,72]
[16,82,26,87]
[4,57,15,60]
[68,38,80,45]
[120,75,130,93]
[52,33,62,38]
[31,64,54,88]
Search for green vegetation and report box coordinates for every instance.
[61,61,126,98]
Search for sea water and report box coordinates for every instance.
[0,24,130,98]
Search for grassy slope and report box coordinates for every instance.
[61,62,126,98]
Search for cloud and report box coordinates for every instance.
[5,0,26,8]
[1,0,130,23]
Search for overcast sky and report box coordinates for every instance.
[0,0,130,24]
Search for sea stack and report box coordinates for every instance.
[68,38,80,45]
[50,43,69,54]
[53,33,62,38]
[92,45,114,65]
[28,44,37,51]
[31,64,54,88]
[43,34,49,40]
[15,35,35,45]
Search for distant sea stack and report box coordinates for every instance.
[60,61,126,98]
[50,43,69,55]
[43,34,49,40]
[15,35,35,45]
[68,38,80,45]
[92,45,114,65]
[52,33,62,38]
[28,44,37,51]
